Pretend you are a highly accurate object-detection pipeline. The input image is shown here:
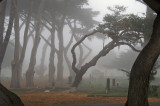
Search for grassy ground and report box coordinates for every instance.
[2,76,160,98]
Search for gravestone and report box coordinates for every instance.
[112,78,115,86]
[68,76,72,84]
[106,78,110,93]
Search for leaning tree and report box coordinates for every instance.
[71,6,144,88]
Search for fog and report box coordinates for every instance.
[1,1,160,103]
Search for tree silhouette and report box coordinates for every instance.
[125,0,160,106]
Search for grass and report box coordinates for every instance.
[3,76,160,98]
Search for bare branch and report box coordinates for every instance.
[40,34,59,53]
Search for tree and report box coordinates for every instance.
[35,36,50,78]
[65,7,99,83]
[125,0,160,106]
[10,0,34,88]
[0,0,24,106]
[41,0,96,84]
[71,6,143,88]
[0,0,14,82]
[26,0,45,87]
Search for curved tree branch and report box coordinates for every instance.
[71,30,99,73]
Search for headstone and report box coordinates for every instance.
[52,82,55,90]
[117,83,119,87]
[68,76,72,84]
[44,90,50,92]
[106,78,110,93]
[112,79,116,86]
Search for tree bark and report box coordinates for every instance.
[72,71,84,87]
[125,13,160,106]
[0,83,24,106]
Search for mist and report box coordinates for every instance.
[0,0,160,106]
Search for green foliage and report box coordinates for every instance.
[97,5,145,46]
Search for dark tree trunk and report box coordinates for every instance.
[125,13,160,106]
[0,83,24,106]
[0,0,7,82]
[143,6,154,46]
[0,0,7,47]
[72,71,84,88]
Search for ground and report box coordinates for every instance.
[2,77,160,106]
[19,93,160,106]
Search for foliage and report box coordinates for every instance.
[97,5,144,46]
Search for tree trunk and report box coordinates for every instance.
[71,40,116,87]
[0,0,7,47]
[26,0,44,87]
[37,36,49,77]
[10,0,20,89]
[0,0,6,82]
[72,71,84,88]
[49,23,56,83]
[57,28,64,82]
[143,6,154,46]
[0,1,24,106]
[0,83,24,106]
[125,13,160,106]
[0,0,14,82]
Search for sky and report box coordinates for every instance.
[88,0,146,21]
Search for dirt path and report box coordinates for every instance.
[19,93,160,106]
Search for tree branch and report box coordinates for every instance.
[71,30,99,73]
[118,42,141,52]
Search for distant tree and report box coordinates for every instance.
[0,0,14,82]
[71,6,143,88]
[41,0,97,84]
[35,36,50,78]
[125,0,160,106]
[10,0,34,88]
[26,0,45,87]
